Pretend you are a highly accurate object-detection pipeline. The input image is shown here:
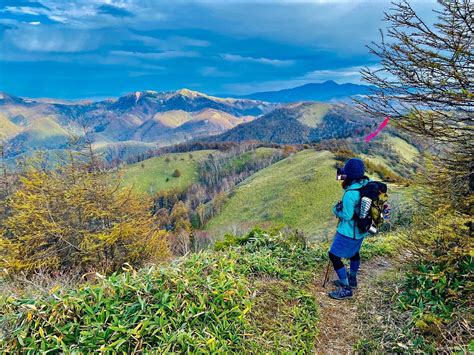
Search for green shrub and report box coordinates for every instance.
[355,208,472,352]
[0,228,324,353]
[360,232,400,259]
[217,228,327,284]
[0,255,251,353]
[396,211,473,350]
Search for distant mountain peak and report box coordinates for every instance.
[134,91,142,103]
[0,92,14,100]
[173,89,243,104]
[226,81,374,103]
[0,92,25,105]
[321,80,338,85]
[176,88,202,99]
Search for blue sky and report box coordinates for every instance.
[0,0,436,99]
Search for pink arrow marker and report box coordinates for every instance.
[365,116,390,142]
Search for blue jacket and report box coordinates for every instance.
[332,179,370,240]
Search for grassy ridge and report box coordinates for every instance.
[296,103,330,128]
[206,150,341,240]
[121,150,215,194]
[384,135,419,163]
[223,147,280,171]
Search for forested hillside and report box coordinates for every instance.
[210,102,378,144]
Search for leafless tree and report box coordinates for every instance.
[358,0,473,210]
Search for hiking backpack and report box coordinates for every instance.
[355,181,389,234]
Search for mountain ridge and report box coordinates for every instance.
[0,89,273,160]
[218,80,374,103]
[0,85,375,162]
[207,101,376,144]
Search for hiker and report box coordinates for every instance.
[328,158,369,300]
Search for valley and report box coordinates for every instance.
[0,84,422,244]
[116,143,415,242]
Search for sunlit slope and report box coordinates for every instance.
[206,150,341,240]
[121,150,216,194]
[0,113,21,139]
[296,103,330,128]
[8,117,69,152]
[383,135,419,163]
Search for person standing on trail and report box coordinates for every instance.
[328,158,369,300]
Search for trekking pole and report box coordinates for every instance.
[322,260,331,288]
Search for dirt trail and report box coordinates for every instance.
[312,257,392,354]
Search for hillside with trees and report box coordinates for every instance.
[205,150,341,239]
[210,102,380,144]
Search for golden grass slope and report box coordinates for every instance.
[193,109,254,129]
[153,110,192,128]
[0,113,21,140]
[384,135,419,163]
[296,103,331,128]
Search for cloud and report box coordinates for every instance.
[97,4,133,18]
[133,34,210,49]
[172,36,209,48]
[2,6,44,16]
[301,66,370,82]
[221,54,295,67]
[0,0,439,98]
[5,26,101,52]
[1,1,49,10]
[110,50,200,60]
[200,66,233,77]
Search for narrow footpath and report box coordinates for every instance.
[312,257,392,354]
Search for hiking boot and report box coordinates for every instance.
[328,286,353,300]
[348,273,358,288]
[332,274,358,288]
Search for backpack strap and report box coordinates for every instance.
[346,186,363,239]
